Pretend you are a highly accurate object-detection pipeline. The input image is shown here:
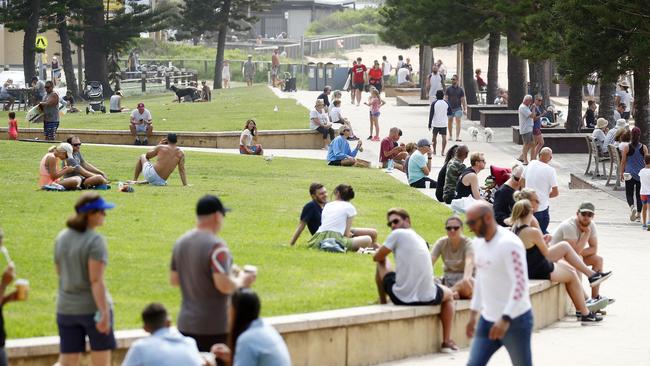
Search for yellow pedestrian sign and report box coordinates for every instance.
[35,36,48,52]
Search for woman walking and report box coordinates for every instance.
[55,193,116,366]
[222,60,231,89]
[364,88,385,141]
[620,127,648,222]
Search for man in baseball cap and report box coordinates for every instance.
[130,102,153,145]
[408,139,437,188]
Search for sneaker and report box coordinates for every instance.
[630,206,637,221]
[588,271,613,287]
[372,136,380,141]
[134,139,141,145]
[586,296,608,313]
[644,224,648,230]
[142,138,148,145]
[440,341,459,354]
[581,311,603,324]
[366,136,372,140]
[635,213,641,222]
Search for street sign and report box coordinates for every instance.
[35,35,48,52]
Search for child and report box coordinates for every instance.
[364,88,385,141]
[640,154,650,230]
[7,112,17,140]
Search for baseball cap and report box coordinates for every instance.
[58,142,74,159]
[578,202,595,214]
[417,139,430,148]
[196,195,231,216]
[137,102,145,108]
[77,196,116,213]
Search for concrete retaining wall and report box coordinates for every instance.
[7,280,569,366]
[0,128,323,150]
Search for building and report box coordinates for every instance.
[252,0,355,40]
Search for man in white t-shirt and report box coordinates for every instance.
[130,102,153,145]
[522,147,558,234]
[381,55,392,85]
[426,65,445,103]
[373,208,458,353]
[328,99,357,140]
[310,99,335,149]
[517,95,537,164]
[428,90,450,155]
[397,67,410,85]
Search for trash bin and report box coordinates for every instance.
[330,66,350,91]
[323,62,335,88]
[316,62,324,91]
[307,62,317,91]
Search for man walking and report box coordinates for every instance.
[39,80,60,141]
[429,90,450,155]
[243,55,255,87]
[290,183,327,246]
[426,65,445,103]
[64,135,109,189]
[517,95,537,164]
[374,208,458,353]
[465,202,533,366]
[521,147,559,234]
[444,75,466,142]
[352,57,367,106]
[132,133,188,186]
[170,195,256,359]
[271,48,280,87]
[381,56,392,86]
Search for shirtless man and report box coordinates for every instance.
[132,133,188,186]
[271,48,280,87]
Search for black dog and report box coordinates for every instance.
[170,85,200,103]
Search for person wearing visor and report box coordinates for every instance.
[54,193,117,366]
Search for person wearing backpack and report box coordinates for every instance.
[429,90,451,155]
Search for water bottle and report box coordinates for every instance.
[387,159,394,172]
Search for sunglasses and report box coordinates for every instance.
[446,226,461,231]
[386,218,401,227]
[513,176,521,181]
[72,143,82,147]
[580,212,594,217]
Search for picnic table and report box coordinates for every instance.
[7,88,35,111]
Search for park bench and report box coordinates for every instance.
[479,110,519,127]
[396,95,429,106]
[606,144,622,190]
[467,104,507,121]
[584,136,609,177]
[512,126,594,145]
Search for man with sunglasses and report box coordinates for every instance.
[63,135,109,189]
[493,164,525,226]
[465,202,533,366]
[326,126,363,166]
[373,208,458,353]
[550,202,613,312]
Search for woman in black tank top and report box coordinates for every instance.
[455,152,486,200]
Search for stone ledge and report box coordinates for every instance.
[479,110,520,127]
[467,104,508,121]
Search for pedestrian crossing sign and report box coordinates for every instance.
[35,35,48,53]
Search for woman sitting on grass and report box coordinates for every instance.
[308,184,378,252]
[431,216,474,299]
[239,119,263,155]
[39,143,82,190]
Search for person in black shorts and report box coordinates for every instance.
[351,57,367,106]
[290,183,327,246]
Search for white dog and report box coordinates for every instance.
[468,126,480,141]
[484,128,494,143]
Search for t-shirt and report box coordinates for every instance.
[493,184,516,226]
[585,109,596,127]
[429,99,449,128]
[407,150,428,184]
[243,61,255,76]
[122,328,205,366]
[368,68,383,83]
[445,85,465,109]
[316,200,356,235]
[616,90,631,112]
[63,151,86,178]
[383,228,437,303]
[640,168,650,195]
[171,229,232,335]
[240,129,253,146]
[317,93,330,107]
[551,217,598,245]
[379,137,397,163]
[397,68,409,84]
[309,109,329,130]
[55,228,111,315]
[352,64,367,84]
[428,73,444,98]
[518,103,533,134]
[109,95,121,111]
[382,61,392,76]
[300,200,323,235]
[131,109,152,125]
[329,106,342,123]
[432,237,473,274]
[523,160,557,211]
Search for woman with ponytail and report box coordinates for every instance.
[39,143,82,189]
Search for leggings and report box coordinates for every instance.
[44,121,60,140]
[316,126,335,140]
[626,178,642,212]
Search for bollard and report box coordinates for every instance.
[165,74,170,90]
[141,71,146,93]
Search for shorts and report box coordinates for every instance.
[451,108,463,118]
[245,74,254,82]
[143,161,167,186]
[533,128,542,136]
[383,272,443,306]
[383,75,390,83]
[134,124,148,133]
[57,312,116,353]
[641,194,650,204]
[442,272,464,287]
[239,145,260,154]
[307,230,354,250]
[353,82,365,91]
[432,127,447,135]
[328,160,342,166]
[521,132,534,144]
[528,260,555,280]
[370,111,381,117]
[271,65,279,76]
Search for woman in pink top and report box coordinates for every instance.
[364,88,385,141]
[39,143,82,189]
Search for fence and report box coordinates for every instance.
[118,71,198,94]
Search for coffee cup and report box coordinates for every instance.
[243,265,258,275]
[15,279,28,301]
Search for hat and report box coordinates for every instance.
[596,118,608,129]
[615,119,628,129]
[578,202,595,214]
[247,54,253,58]
[196,195,230,216]
[619,80,630,88]
[137,102,145,108]
[417,139,430,148]
[116,90,123,96]
[58,142,74,159]
[77,196,116,213]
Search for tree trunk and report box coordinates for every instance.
[23,0,40,84]
[487,32,500,103]
[83,0,111,95]
[506,30,526,110]
[633,66,649,145]
[462,41,477,105]
[566,82,583,132]
[598,81,616,128]
[213,0,232,90]
[56,14,80,99]
[420,45,432,100]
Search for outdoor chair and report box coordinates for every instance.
[584,136,609,178]
[606,144,622,190]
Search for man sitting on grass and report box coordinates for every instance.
[380,127,408,172]
[290,183,327,246]
[63,135,109,189]
[327,126,363,166]
[131,133,188,186]
[373,208,459,353]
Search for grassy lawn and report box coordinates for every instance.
[0,140,450,338]
[17,86,307,133]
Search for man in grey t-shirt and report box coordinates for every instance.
[63,135,109,188]
[243,55,255,87]
[170,195,255,358]
[444,75,466,142]
[517,95,537,164]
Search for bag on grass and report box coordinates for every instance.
[319,238,347,253]
[450,196,477,214]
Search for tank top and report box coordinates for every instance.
[625,143,646,181]
[455,167,475,199]
[43,91,59,123]
[514,224,554,279]
[370,97,381,113]
[39,153,58,186]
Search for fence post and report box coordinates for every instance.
[204,61,208,75]
[141,71,146,93]
[165,74,170,90]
